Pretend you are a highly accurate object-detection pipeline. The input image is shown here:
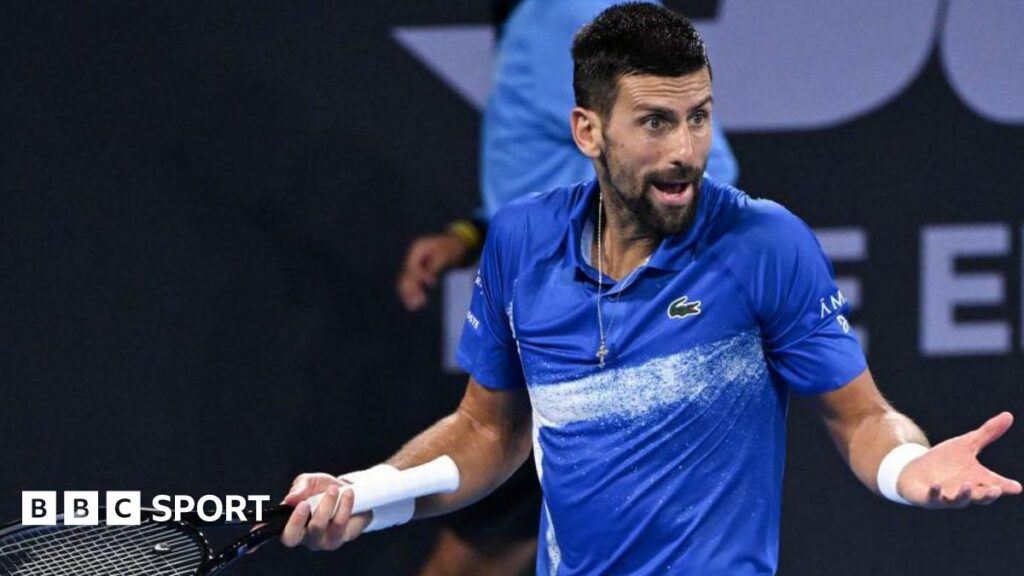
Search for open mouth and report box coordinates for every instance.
[650,181,693,206]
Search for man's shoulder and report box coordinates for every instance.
[478,181,584,278]
[704,183,820,264]
[490,181,585,241]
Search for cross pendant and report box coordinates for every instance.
[596,342,609,368]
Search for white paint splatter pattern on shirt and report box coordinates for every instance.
[529,331,768,573]
[527,331,766,429]
[543,502,561,575]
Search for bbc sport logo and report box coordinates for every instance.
[22,491,272,525]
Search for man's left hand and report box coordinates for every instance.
[897,412,1023,508]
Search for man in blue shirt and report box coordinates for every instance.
[396,2,739,573]
[288,4,1021,574]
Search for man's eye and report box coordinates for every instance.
[644,116,665,130]
[690,111,709,126]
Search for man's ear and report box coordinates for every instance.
[571,107,604,159]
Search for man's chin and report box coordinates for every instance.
[652,214,694,236]
[645,187,699,235]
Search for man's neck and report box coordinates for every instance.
[592,193,661,282]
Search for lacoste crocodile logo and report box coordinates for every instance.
[667,296,702,319]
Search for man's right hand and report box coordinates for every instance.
[280,473,372,551]
[397,232,470,311]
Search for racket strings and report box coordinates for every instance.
[1,530,197,576]
[27,525,200,576]
[1,523,132,554]
[0,522,204,576]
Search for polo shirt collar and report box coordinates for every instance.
[568,178,713,277]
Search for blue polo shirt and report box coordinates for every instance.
[457,178,866,575]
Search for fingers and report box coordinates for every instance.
[282,473,335,506]
[280,501,312,548]
[397,233,474,309]
[397,273,429,311]
[280,486,360,551]
[282,475,311,506]
[977,486,1003,506]
[406,239,443,283]
[279,473,360,551]
[342,509,371,543]
[397,239,440,311]
[305,486,352,550]
[970,412,1014,452]
[981,470,1024,495]
[925,482,972,509]
[925,481,1012,509]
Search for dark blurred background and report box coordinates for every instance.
[1,1,1022,574]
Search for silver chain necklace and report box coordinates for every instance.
[594,190,650,369]
[596,190,610,368]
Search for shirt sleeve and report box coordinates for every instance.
[746,204,867,395]
[455,214,527,390]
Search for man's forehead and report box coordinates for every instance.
[615,70,713,110]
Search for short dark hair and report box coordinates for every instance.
[572,3,711,118]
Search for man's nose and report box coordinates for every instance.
[669,128,696,165]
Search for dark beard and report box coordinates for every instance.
[596,148,703,237]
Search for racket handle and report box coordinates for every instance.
[305,455,459,515]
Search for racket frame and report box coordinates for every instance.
[0,505,294,576]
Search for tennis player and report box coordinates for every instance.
[395,1,737,574]
[283,4,1021,574]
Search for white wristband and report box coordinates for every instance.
[361,499,415,532]
[338,465,415,532]
[338,464,398,486]
[877,443,929,505]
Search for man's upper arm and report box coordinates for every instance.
[459,376,533,455]
[730,202,867,394]
[807,368,887,427]
[456,208,528,390]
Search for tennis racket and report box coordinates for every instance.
[0,456,459,575]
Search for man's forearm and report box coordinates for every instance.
[814,370,930,494]
[840,408,929,493]
[384,403,533,519]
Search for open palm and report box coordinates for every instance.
[898,412,1023,509]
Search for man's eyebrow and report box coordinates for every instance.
[634,105,679,118]
[689,95,714,112]
[634,96,714,117]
